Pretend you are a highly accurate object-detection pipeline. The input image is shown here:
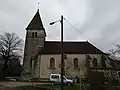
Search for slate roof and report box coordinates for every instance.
[40,41,105,54]
[26,9,45,30]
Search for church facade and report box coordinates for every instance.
[21,9,110,80]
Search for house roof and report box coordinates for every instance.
[40,41,105,54]
[26,9,45,30]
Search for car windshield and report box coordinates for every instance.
[63,76,67,80]
[51,75,68,80]
[51,75,59,79]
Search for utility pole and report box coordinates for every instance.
[61,15,64,90]
[50,15,64,90]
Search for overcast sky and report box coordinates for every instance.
[0,0,120,52]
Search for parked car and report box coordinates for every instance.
[5,77,16,81]
[50,74,73,86]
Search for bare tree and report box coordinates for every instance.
[0,32,23,77]
[109,44,120,60]
[64,58,73,76]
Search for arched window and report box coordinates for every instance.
[32,32,34,37]
[35,32,37,37]
[50,58,55,68]
[73,58,78,68]
[93,58,97,67]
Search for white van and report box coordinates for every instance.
[50,74,73,85]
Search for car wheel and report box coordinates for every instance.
[67,82,72,86]
[51,82,55,85]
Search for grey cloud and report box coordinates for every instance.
[72,0,120,52]
[0,0,120,52]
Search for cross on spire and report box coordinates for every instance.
[37,2,40,11]
[26,4,45,30]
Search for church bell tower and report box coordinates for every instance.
[22,9,46,80]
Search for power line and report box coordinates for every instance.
[64,17,104,52]
[64,18,82,34]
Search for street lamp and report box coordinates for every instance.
[50,15,64,90]
[50,19,60,25]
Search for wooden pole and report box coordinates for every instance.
[61,15,64,90]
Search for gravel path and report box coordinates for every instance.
[0,81,48,87]
[0,85,13,90]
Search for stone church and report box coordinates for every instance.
[21,9,110,81]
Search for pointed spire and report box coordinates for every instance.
[26,5,44,30]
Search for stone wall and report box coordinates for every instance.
[35,54,102,79]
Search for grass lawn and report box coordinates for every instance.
[40,84,81,90]
[14,84,120,90]
[15,86,40,90]
[14,84,89,90]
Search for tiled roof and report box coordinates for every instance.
[40,41,105,54]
